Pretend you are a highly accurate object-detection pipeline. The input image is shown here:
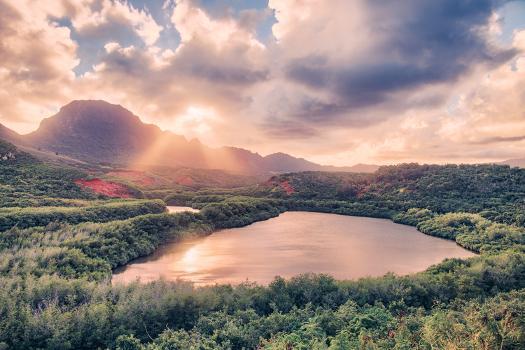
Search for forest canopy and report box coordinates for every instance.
[0,140,524,349]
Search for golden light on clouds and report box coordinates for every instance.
[172,106,219,139]
[0,0,525,166]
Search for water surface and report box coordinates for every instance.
[113,212,476,285]
[167,206,200,213]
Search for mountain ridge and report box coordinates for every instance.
[0,100,379,174]
[0,123,21,144]
[500,158,525,168]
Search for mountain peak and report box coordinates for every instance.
[58,100,140,120]
[266,152,290,158]
[25,100,162,163]
[54,100,143,125]
[266,152,307,161]
[3,100,378,174]
[62,99,121,109]
[34,99,155,135]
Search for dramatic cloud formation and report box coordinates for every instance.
[0,0,78,128]
[262,0,514,125]
[72,0,163,45]
[0,0,524,165]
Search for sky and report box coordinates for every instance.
[1,0,525,166]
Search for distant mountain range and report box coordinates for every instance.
[0,100,379,175]
[500,158,525,168]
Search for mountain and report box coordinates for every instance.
[263,152,330,172]
[1,100,378,175]
[262,152,379,173]
[342,163,380,173]
[0,123,21,144]
[500,158,525,168]
[25,100,181,163]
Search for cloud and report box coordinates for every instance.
[0,0,269,137]
[335,36,525,164]
[472,135,525,144]
[0,0,525,166]
[171,0,264,49]
[167,0,269,88]
[0,0,78,129]
[264,0,516,128]
[439,53,525,148]
[70,0,270,143]
[71,0,163,46]
[0,0,165,130]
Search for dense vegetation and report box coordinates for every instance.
[0,200,167,231]
[139,166,259,190]
[1,140,524,349]
[1,256,524,349]
[0,140,95,207]
[265,164,525,227]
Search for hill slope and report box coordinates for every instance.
[24,100,188,164]
[0,139,97,206]
[263,152,378,173]
[501,158,525,168]
[265,163,525,225]
[0,123,21,144]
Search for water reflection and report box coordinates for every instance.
[166,206,200,213]
[113,212,476,286]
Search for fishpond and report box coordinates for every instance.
[166,206,200,213]
[112,211,476,285]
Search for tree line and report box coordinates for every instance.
[1,144,525,349]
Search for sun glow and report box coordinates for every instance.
[179,246,200,273]
[173,105,219,138]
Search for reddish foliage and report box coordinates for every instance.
[174,175,194,187]
[75,178,133,198]
[279,181,295,195]
[280,180,295,195]
[264,178,295,195]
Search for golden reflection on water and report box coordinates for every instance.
[180,246,199,273]
[166,206,200,213]
[112,212,476,286]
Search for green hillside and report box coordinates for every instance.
[0,140,96,207]
[266,164,525,226]
[0,151,524,349]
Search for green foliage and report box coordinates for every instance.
[393,209,525,254]
[145,329,221,349]
[200,197,285,228]
[0,269,524,349]
[0,141,98,207]
[421,290,525,349]
[162,187,271,208]
[116,335,143,350]
[0,159,524,348]
[0,200,167,231]
[143,166,258,190]
[283,199,395,219]
[268,164,525,227]
[392,208,433,226]
[0,212,213,280]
